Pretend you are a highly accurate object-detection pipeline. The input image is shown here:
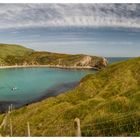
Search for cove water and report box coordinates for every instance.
[0,67,94,107]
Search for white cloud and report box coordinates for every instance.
[0,4,140,29]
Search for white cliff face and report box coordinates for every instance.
[102,57,108,66]
[74,56,92,67]
[80,56,92,66]
[73,55,108,69]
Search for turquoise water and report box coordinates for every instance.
[0,67,94,104]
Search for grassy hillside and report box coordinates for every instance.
[0,44,33,65]
[26,52,104,67]
[0,44,33,58]
[0,57,140,136]
[0,44,107,69]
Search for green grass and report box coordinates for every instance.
[0,57,140,136]
[0,44,33,58]
[0,44,33,65]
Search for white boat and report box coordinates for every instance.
[11,87,17,91]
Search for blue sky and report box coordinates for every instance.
[0,4,140,57]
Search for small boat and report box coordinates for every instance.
[11,87,17,91]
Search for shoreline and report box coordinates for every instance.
[0,65,99,70]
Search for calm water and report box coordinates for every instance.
[0,67,94,105]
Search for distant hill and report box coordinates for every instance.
[0,44,107,69]
[0,57,140,136]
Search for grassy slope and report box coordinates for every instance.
[0,44,33,65]
[0,44,33,58]
[1,57,140,136]
[26,52,101,66]
[0,44,105,68]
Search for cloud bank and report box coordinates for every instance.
[0,4,140,29]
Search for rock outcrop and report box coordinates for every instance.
[74,55,108,69]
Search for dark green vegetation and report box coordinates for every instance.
[0,57,140,136]
[0,44,107,69]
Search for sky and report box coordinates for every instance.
[0,3,140,57]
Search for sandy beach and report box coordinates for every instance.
[0,65,98,70]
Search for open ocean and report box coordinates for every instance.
[107,57,132,64]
